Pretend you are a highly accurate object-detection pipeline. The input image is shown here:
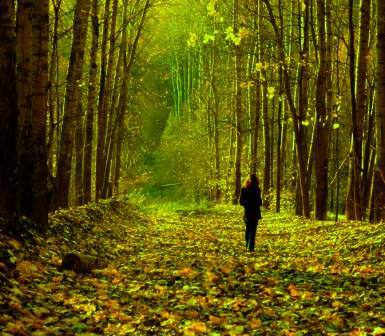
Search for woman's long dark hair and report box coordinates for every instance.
[246,173,259,189]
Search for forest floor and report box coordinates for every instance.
[1,199,385,336]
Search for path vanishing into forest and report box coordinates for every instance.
[1,200,385,335]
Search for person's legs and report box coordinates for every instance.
[248,222,257,251]
[245,220,250,248]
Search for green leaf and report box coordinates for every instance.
[203,34,215,44]
[72,323,88,333]
[267,86,275,99]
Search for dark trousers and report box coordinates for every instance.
[245,219,258,251]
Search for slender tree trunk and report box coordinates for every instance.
[96,0,111,199]
[314,0,330,220]
[262,75,271,208]
[346,0,370,220]
[99,0,119,199]
[210,17,221,200]
[363,83,375,208]
[55,0,91,208]
[276,0,284,212]
[0,0,18,231]
[74,98,84,205]
[83,0,99,204]
[372,0,385,221]
[47,0,62,170]
[113,112,124,193]
[276,68,283,212]
[233,0,243,203]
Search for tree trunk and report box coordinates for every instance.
[55,0,91,208]
[99,0,119,199]
[372,0,385,221]
[314,0,330,220]
[16,0,33,220]
[47,0,62,171]
[96,0,111,199]
[262,76,271,208]
[83,0,99,204]
[233,0,243,203]
[29,0,50,226]
[74,98,84,206]
[276,0,284,213]
[276,69,283,212]
[0,0,18,231]
[346,0,370,220]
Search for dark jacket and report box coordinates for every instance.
[239,186,262,220]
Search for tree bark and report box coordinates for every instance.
[262,75,271,208]
[233,0,243,203]
[83,0,99,204]
[99,0,119,199]
[96,0,111,199]
[346,0,371,220]
[55,0,91,208]
[314,0,330,220]
[372,0,385,221]
[16,0,34,220]
[0,0,18,230]
[29,0,50,226]
[74,98,84,206]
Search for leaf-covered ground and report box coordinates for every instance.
[1,200,385,335]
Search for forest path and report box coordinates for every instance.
[2,203,385,335]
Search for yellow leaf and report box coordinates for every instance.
[9,239,22,250]
[209,315,222,325]
[250,318,262,328]
[178,267,195,277]
[288,284,301,298]
[186,321,208,333]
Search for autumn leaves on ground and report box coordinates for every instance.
[1,199,385,336]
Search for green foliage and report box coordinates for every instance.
[150,116,212,202]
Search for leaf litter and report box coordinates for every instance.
[1,200,385,335]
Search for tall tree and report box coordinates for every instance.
[346,0,371,220]
[96,0,111,199]
[16,0,34,219]
[99,0,119,199]
[314,0,330,220]
[372,0,385,221]
[0,0,18,230]
[262,73,271,208]
[29,0,50,226]
[17,0,50,227]
[83,0,99,204]
[233,0,243,203]
[55,0,91,208]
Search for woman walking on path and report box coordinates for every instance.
[239,174,262,252]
